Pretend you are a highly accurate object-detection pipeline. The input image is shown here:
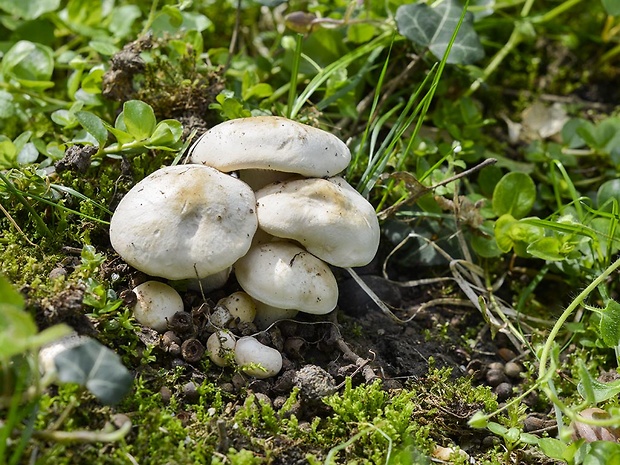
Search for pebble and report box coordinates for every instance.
[182,381,200,403]
[498,348,517,361]
[253,392,272,408]
[504,361,522,379]
[486,369,508,387]
[494,382,513,401]
[294,365,336,403]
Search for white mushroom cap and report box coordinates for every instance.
[188,116,351,177]
[255,176,380,267]
[132,281,184,332]
[110,164,257,280]
[234,241,338,315]
[217,291,257,325]
[206,330,236,367]
[234,336,283,379]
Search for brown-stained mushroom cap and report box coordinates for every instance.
[188,116,351,178]
[109,164,257,280]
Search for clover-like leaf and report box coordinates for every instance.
[54,338,133,405]
[396,0,484,65]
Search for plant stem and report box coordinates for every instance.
[286,34,304,119]
[538,256,620,381]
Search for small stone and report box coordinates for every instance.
[523,415,547,432]
[504,361,522,379]
[160,386,172,404]
[487,362,505,371]
[486,369,508,387]
[273,396,288,410]
[253,392,272,408]
[182,381,200,403]
[495,382,513,401]
[49,267,67,280]
[498,348,517,362]
[294,365,336,403]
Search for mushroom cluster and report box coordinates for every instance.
[109,116,380,377]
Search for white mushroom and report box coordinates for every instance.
[109,164,257,280]
[253,300,298,330]
[188,116,351,178]
[217,291,257,325]
[255,176,380,267]
[234,241,338,315]
[132,281,184,332]
[185,268,231,293]
[234,336,283,379]
[206,330,236,367]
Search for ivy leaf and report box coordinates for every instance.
[54,338,133,405]
[395,0,484,65]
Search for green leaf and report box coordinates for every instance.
[527,237,565,261]
[1,40,54,84]
[121,100,156,141]
[603,0,620,16]
[0,275,24,308]
[537,438,568,461]
[146,120,183,148]
[492,172,536,219]
[599,299,620,348]
[0,277,72,359]
[577,372,620,404]
[468,410,489,428]
[0,0,59,20]
[54,338,133,405]
[494,214,518,252]
[395,0,484,65]
[108,4,142,39]
[75,111,108,147]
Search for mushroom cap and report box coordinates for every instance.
[234,336,283,378]
[234,241,338,315]
[132,281,184,332]
[188,116,351,177]
[110,164,257,280]
[206,330,236,367]
[255,176,380,267]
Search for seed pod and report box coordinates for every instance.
[169,311,195,337]
[181,338,205,363]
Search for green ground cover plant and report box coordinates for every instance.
[3,0,620,463]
